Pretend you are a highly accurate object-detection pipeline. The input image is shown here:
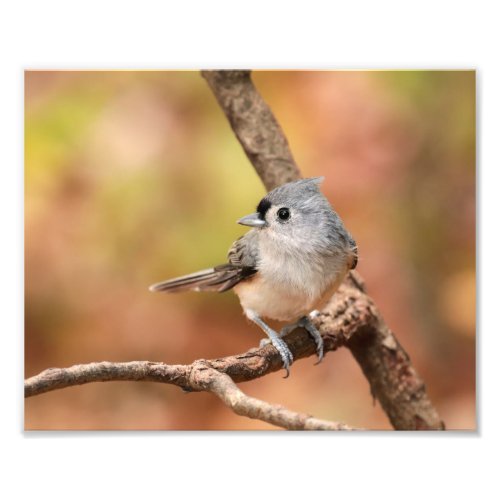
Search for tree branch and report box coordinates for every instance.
[25,361,355,430]
[201,367,354,430]
[201,70,302,191]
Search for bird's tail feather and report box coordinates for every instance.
[149,264,256,294]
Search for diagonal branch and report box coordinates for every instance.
[201,70,301,191]
[201,70,444,430]
[201,367,355,430]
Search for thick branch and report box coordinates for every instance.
[201,70,302,190]
[201,70,444,430]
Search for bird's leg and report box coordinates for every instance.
[258,320,300,347]
[300,315,324,364]
[259,318,308,340]
[245,309,294,378]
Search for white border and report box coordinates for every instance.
[2,1,498,498]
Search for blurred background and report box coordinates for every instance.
[24,70,475,430]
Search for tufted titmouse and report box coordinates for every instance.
[150,177,357,377]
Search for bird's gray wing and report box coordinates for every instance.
[150,231,259,294]
[227,229,260,268]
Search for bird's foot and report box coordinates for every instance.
[245,308,295,378]
[279,317,324,364]
[259,322,294,346]
[302,316,324,364]
[259,336,294,377]
[271,336,294,378]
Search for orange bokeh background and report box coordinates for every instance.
[25,70,475,430]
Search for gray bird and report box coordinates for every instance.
[149,177,357,377]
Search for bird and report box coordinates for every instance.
[149,177,357,377]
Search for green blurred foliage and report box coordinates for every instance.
[25,71,475,430]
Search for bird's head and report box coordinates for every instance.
[237,177,341,249]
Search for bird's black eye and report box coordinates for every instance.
[277,207,290,221]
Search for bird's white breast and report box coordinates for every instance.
[233,235,348,322]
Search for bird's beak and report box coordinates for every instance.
[237,212,266,228]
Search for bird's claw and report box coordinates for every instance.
[264,317,325,369]
[299,317,324,365]
[261,336,294,377]
[313,342,324,365]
